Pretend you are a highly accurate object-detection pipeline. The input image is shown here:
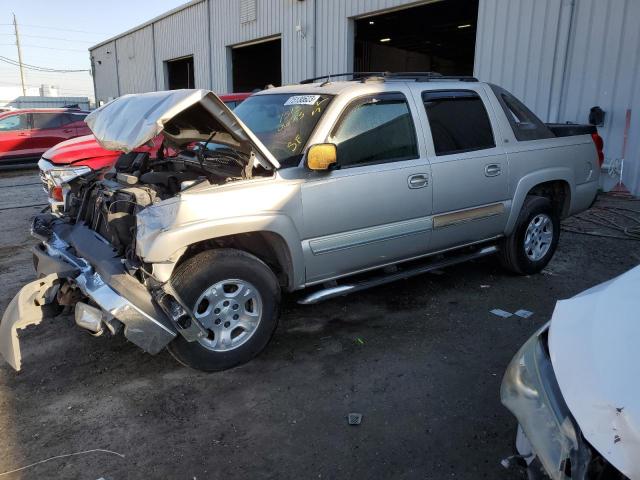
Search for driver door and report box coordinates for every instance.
[300,91,433,283]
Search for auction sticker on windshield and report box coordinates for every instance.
[284,95,321,106]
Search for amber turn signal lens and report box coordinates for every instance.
[51,186,63,202]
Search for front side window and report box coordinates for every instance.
[328,93,418,167]
[33,113,65,129]
[422,90,495,156]
[489,84,554,141]
[233,93,332,168]
[0,114,29,131]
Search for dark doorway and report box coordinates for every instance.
[166,56,195,89]
[232,38,281,92]
[354,0,479,75]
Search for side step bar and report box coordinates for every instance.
[298,245,499,305]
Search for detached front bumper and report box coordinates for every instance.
[0,215,177,370]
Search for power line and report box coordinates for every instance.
[0,33,95,44]
[0,55,90,73]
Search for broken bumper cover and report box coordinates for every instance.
[500,324,590,479]
[0,216,177,371]
[0,273,60,370]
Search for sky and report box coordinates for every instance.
[0,0,187,101]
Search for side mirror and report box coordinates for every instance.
[306,143,337,171]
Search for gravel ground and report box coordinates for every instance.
[0,170,638,480]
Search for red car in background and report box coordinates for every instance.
[0,108,91,167]
[38,92,252,211]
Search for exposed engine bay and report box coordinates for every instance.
[64,144,270,263]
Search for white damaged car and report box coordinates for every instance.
[501,265,640,479]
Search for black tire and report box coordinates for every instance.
[167,248,281,372]
[499,196,560,275]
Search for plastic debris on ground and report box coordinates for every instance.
[347,413,362,425]
[490,309,513,318]
[514,309,534,318]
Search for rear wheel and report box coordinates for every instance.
[167,249,280,371]
[499,196,560,275]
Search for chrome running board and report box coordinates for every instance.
[298,245,499,305]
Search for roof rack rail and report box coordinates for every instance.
[299,72,385,84]
[299,71,478,84]
[385,72,479,82]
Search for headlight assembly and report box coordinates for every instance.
[48,166,92,186]
[501,324,590,479]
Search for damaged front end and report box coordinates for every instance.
[0,213,179,370]
[0,89,278,371]
[500,324,592,479]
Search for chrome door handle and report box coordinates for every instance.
[485,164,502,177]
[408,174,428,189]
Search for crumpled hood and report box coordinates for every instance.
[549,265,640,479]
[42,134,119,165]
[85,89,279,169]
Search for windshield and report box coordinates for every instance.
[233,93,332,168]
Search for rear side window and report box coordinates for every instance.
[329,93,418,167]
[422,90,495,156]
[64,113,87,124]
[32,113,66,129]
[489,84,554,141]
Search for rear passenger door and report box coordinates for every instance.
[30,113,71,153]
[300,90,433,283]
[411,86,510,251]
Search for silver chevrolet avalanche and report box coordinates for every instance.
[0,72,602,372]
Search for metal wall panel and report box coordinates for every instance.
[209,0,315,92]
[559,0,640,194]
[90,42,119,104]
[115,26,155,95]
[474,0,563,120]
[154,1,211,90]
[476,0,640,194]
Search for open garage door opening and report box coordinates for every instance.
[166,56,195,90]
[354,0,479,75]
[232,38,281,92]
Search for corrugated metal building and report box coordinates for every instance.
[89,0,640,195]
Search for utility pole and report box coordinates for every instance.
[12,13,26,96]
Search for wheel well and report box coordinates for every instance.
[527,180,571,218]
[176,232,294,290]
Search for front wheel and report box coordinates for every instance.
[167,249,281,371]
[499,196,560,275]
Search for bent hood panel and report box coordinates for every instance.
[85,89,279,169]
[42,135,118,165]
[549,265,640,479]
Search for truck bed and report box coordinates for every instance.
[546,123,596,138]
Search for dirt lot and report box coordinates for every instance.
[0,170,638,480]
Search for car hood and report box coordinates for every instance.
[42,135,119,165]
[85,89,280,169]
[549,264,640,479]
